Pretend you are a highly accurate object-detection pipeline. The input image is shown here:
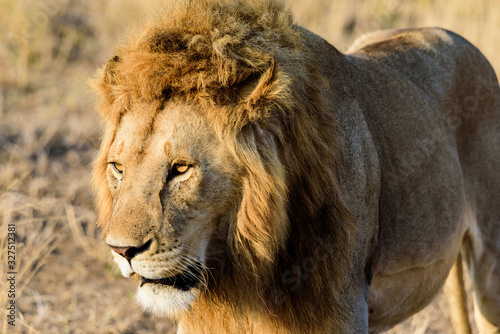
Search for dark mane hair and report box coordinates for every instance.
[92,0,355,332]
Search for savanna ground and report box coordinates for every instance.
[0,0,498,333]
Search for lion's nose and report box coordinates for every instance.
[108,239,152,260]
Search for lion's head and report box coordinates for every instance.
[97,101,245,315]
[92,0,353,326]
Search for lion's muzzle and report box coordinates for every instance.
[108,239,153,261]
[107,236,206,293]
[140,263,203,291]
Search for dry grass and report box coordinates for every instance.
[0,0,497,333]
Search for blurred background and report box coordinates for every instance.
[0,0,498,333]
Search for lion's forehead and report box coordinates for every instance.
[110,103,218,163]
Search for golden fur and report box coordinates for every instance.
[92,0,500,333]
[93,0,354,333]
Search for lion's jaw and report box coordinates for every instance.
[101,102,237,316]
[110,240,207,316]
[136,277,201,316]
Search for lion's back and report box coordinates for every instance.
[347,28,490,105]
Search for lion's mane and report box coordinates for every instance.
[93,0,355,331]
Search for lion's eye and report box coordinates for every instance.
[173,164,189,174]
[112,162,124,174]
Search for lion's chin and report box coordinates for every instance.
[136,283,200,316]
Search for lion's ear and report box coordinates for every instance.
[104,55,121,86]
[92,55,125,121]
[236,58,276,116]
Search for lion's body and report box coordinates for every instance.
[340,28,500,332]
[92,1,500,333]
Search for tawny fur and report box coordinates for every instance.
[92,0,354,333]
[91,0,500,333]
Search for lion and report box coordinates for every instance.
[91,0,500,333]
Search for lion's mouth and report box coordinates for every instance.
[139,264,202,291]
